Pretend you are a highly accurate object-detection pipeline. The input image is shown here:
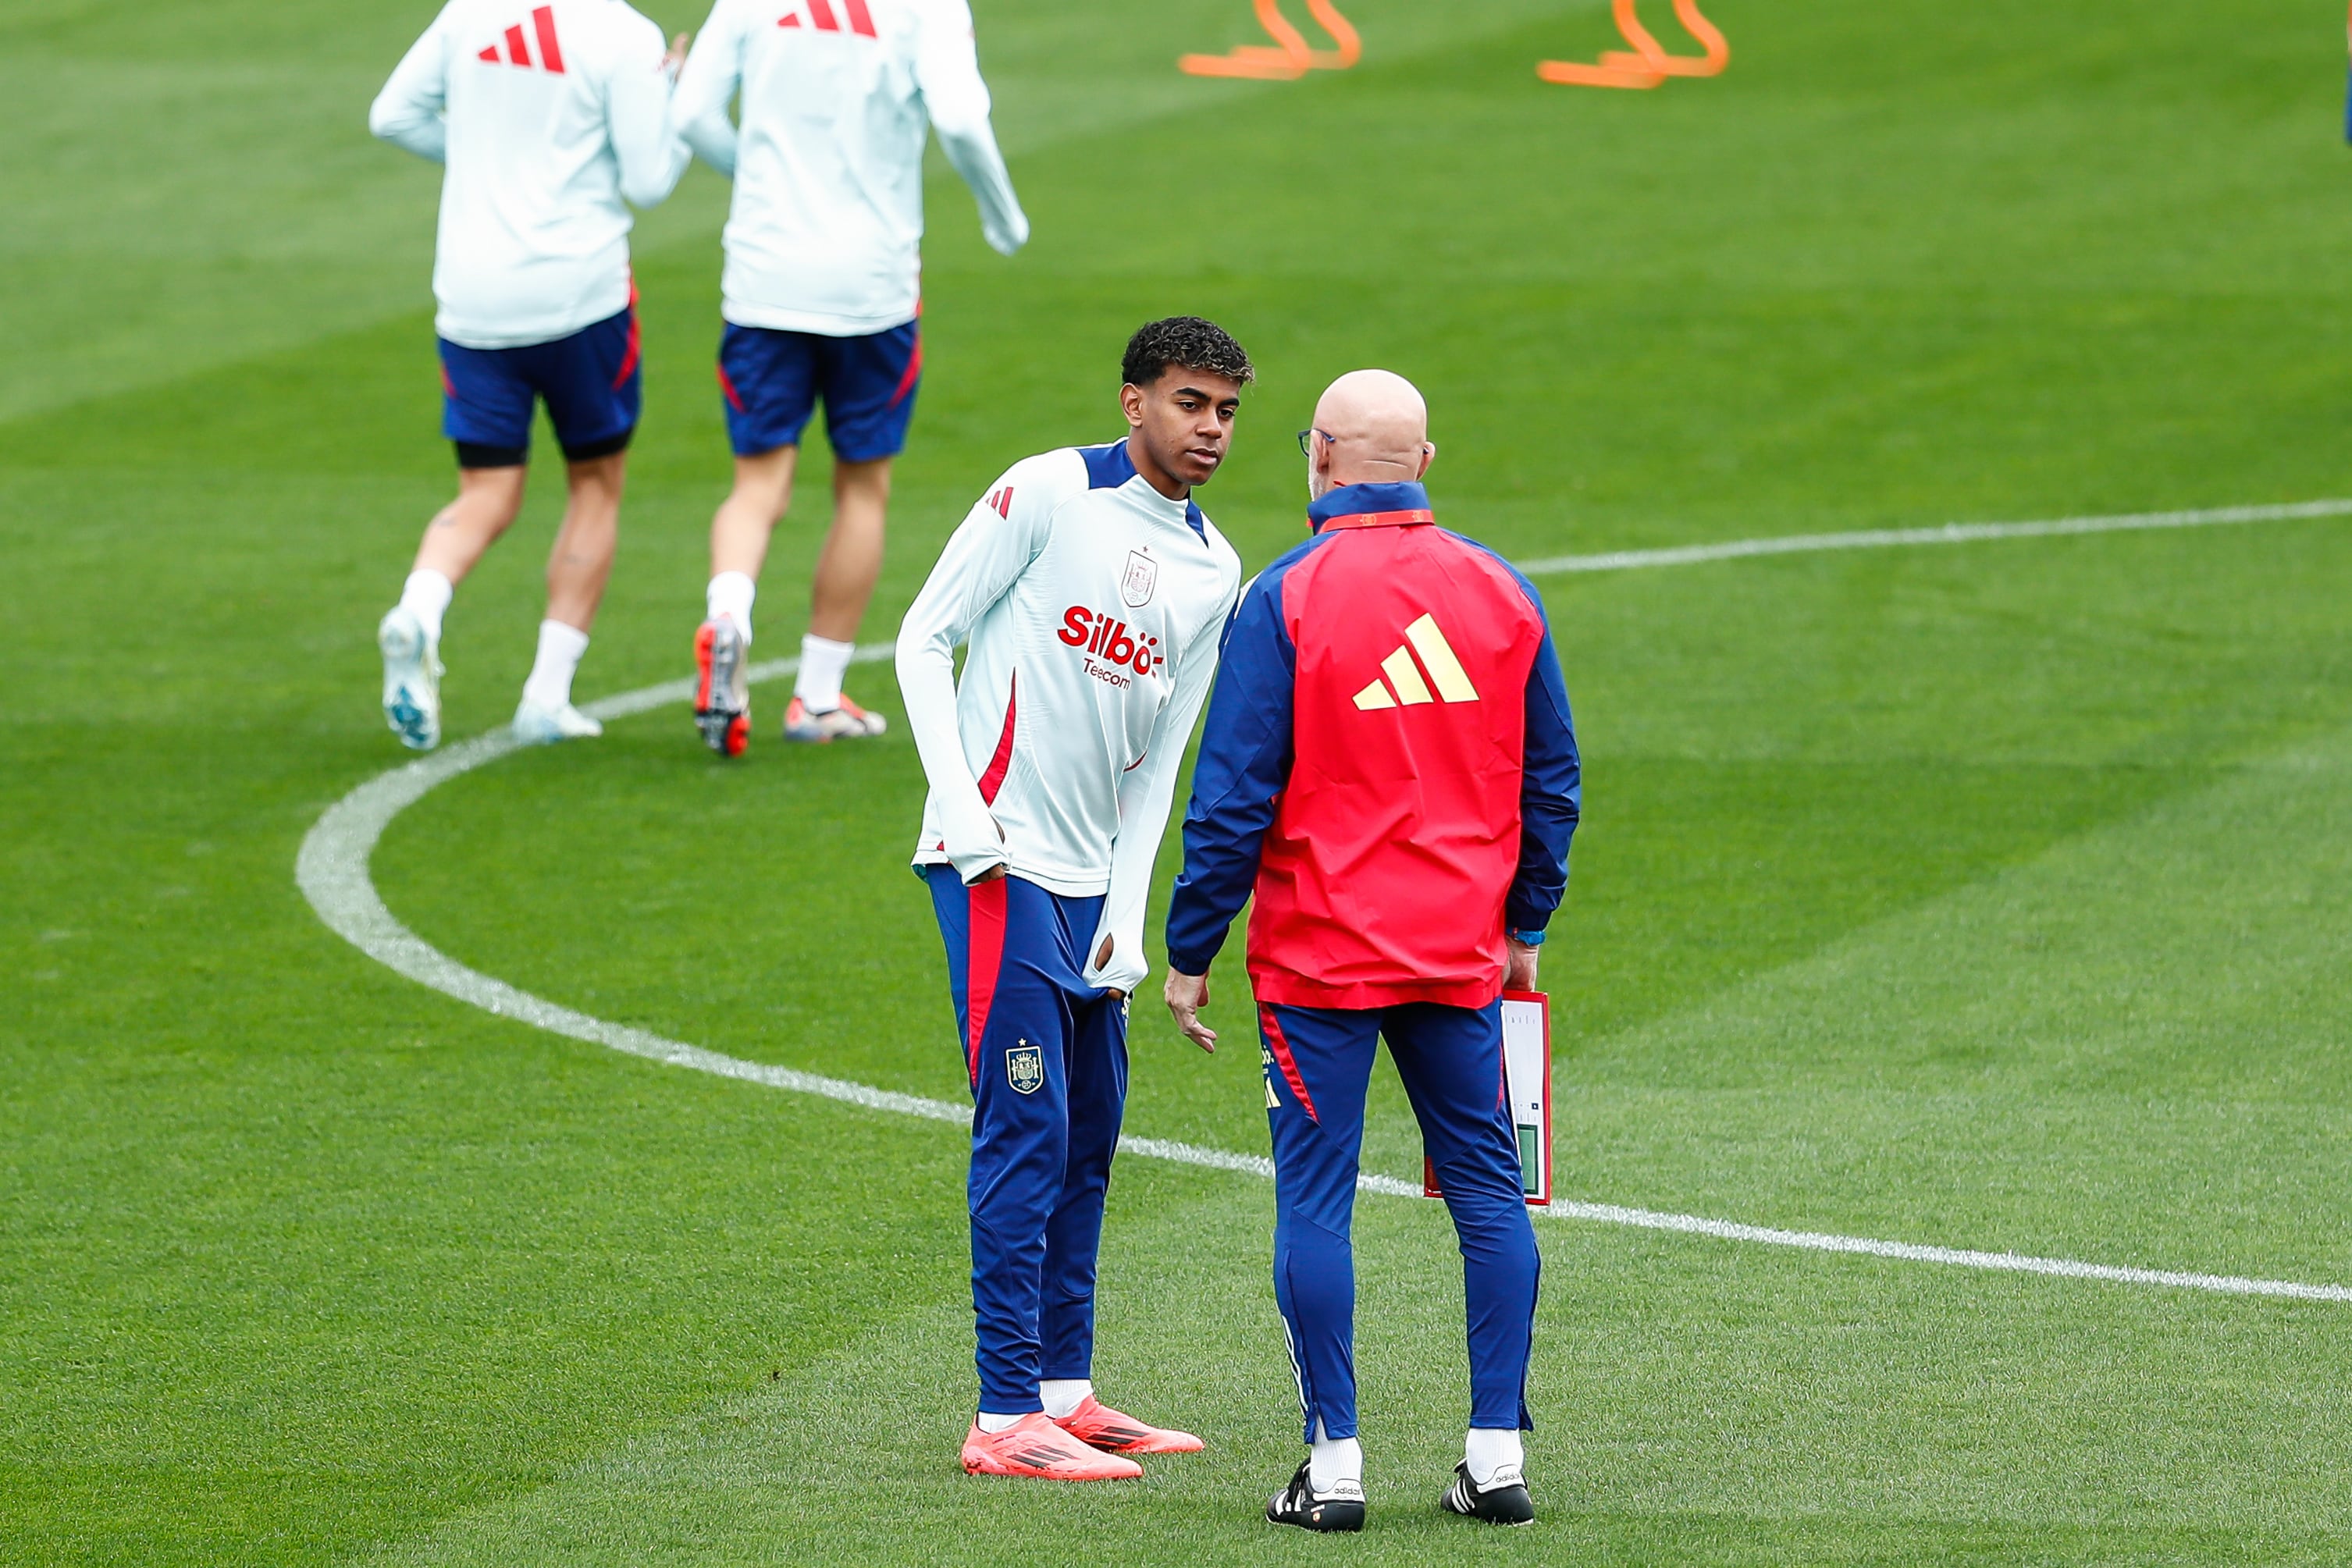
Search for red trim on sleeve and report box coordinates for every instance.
[531,5,565,73]
[977,674,1018,805]
[965,880,1009,1087]
[1260,1007,1318,1123]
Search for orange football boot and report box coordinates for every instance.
[960,1413,1144,1481]
[1051,1395,1204,1455]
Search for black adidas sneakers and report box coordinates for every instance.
[1266,1461,1367,1532]
[1440,1460,1535,1525]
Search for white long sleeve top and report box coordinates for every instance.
[897,441,1244,995]
[370,0,689,350]
[671,0,1028,337]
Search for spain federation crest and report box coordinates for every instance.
[1006,1043,1045,1096]
[1120,549,1158,610]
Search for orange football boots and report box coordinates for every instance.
[1051,1395,1204,1456]
[960,1413,1143,1481]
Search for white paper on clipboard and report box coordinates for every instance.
[1424,991,1552,1207]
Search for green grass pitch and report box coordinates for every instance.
[7,0,2352,1559]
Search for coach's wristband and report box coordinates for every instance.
[1508,929,1547,948]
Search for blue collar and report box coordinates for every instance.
[1083,437,1207,538]
[1308,482,1433,534]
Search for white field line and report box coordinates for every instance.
[297,503,2352,1306]
[1517,498,2352,577]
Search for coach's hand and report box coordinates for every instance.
[1165,969,1216,1053]
[1505,937,1542,993]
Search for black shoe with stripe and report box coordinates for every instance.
[1266,1461,1365,1532]
[1440,1460,1534,1525]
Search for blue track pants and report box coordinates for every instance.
[1259,999,1540,1441]
[927,868,1127,1413]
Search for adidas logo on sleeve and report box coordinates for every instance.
[478,5,566,70]
[1352,614,1480,710]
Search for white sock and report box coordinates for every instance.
[795,634,856,713]
[976,1411,1027,1434]
[1465,1426,1524,1487]
[1039,1379,1092,1420]
[706,571,756,643]
[521,620,590,712]
[399,570,454,643]
[1309,1418,1364,1493]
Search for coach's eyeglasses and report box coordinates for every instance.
[1297,428,1336,457]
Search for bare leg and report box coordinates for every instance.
[709,446,799,579]
[810,456,893,642]
[414,466,529,585]
[546,452,627,632]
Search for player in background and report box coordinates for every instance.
[897,319,1251,1481]
[369,0,690,751]
[1162,371,1581,1531]
[672,0,1028,756]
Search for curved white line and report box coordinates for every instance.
[297,503,2352,1306]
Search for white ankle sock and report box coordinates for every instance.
[795,633,856,713]
[521,620,590,712]
[400,570,454,642]
[1039,1379,1092,1420]
[707,571,756,643]
[1465,1426,1524,1486]
[1309,1418,1363,1492]
[976,1411,1027,1435]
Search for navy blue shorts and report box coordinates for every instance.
[716,320,921,463]
[439,302,642,469]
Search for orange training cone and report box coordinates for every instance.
[1181,0,1361,80]
[1539,0,1728,88]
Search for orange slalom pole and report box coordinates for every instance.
[1181,0,1360,80]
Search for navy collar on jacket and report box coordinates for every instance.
[1308,481,1434,534]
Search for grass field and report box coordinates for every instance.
[8,0,2352,1560]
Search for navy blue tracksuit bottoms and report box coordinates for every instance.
[928,868,1127,1415]
[1258,999,1541,1441]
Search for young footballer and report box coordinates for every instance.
[897,319,1251,1481]
[674,0,1029,756]
[370,0,689,750]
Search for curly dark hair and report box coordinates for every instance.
[1121,317,1255,390]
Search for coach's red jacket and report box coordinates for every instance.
[1164,482,1581,1011]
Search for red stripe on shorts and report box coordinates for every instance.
[888,330,924,410]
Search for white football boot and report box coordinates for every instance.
[782,694,888,744]
[512,699,604,745]
[379,606,443,752]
